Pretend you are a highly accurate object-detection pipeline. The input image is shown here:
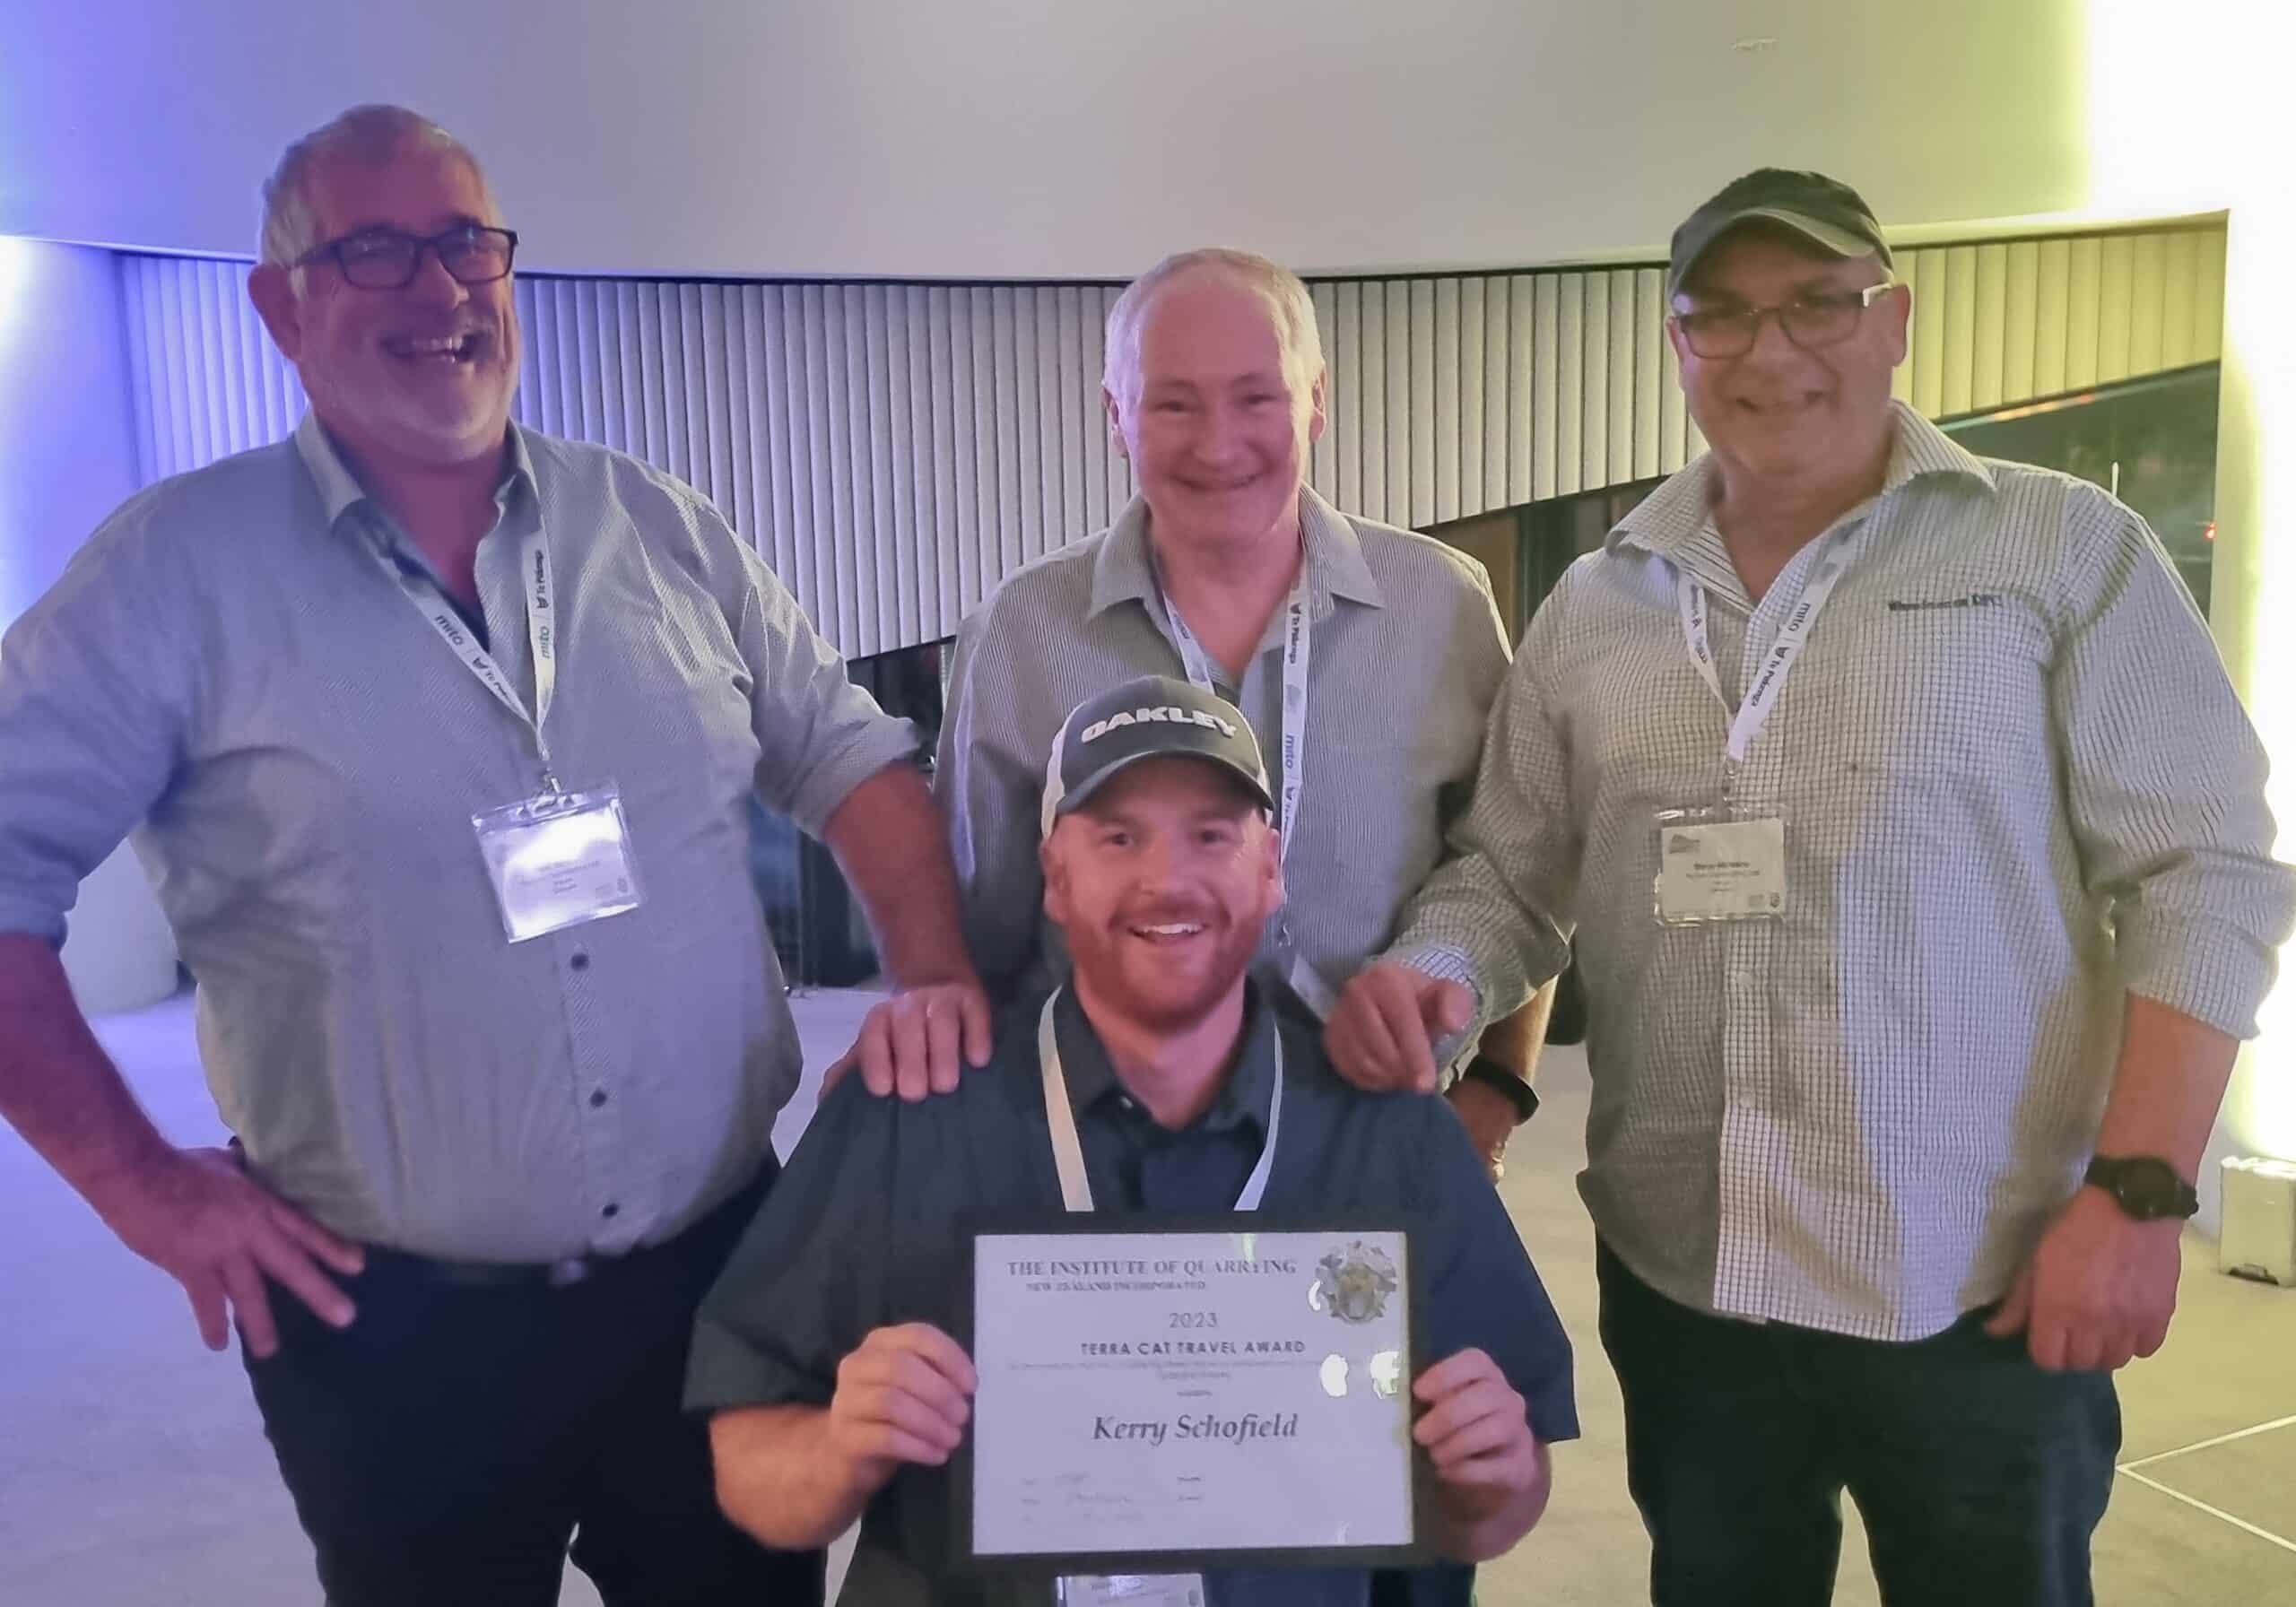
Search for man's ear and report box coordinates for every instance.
[1258,817,1285,914]
[1665,313,1692,369]
[1040,832,1071,928]
[248,265,305,362]
[1879,282,1913,369]
[1102,385,1130,462]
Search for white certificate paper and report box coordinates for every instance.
[966,1225,1416,1567]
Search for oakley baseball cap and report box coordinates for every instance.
[1040,674,1273,837]
[1669,168,1892,300]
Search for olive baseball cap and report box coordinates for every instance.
[1668,168,1892,300]
[1040,674,1273,837]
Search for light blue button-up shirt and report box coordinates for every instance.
[0,416,915,1260]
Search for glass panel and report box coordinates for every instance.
[1944,364,2221,616]
[751,638,952,987]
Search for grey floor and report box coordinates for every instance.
[3,989,2292,1604]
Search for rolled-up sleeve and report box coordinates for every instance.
[1388,584,1578,1028]
[721,530,918,838]
[2049,507,2296,1038]
[687,1078,898,1413]
[0,498,197,944]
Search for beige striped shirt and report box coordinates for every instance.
[1396,403,2296,1340]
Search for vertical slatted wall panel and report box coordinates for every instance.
[113,223,2227,658]
[117,254,309,483]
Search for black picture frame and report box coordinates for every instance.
[952,1211,1430,1581]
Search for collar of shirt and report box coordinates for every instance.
[1050,982,1279,1139]
[1085,484,1386,630]
[1606,400,1999,567]
[291,411,540,548]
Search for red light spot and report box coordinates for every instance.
[2204,522,2217,543]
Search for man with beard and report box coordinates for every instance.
[691,675,1577,1605]
[0,104,980,1605]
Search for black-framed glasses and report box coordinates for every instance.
[1672,282,1898,360]
[294,224,519,291]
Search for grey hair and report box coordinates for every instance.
[257,104,492,267]
[1102,248,1325,404]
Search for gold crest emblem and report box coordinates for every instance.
[1311,1241,1398,1325]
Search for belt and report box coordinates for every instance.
[361,1168,773,1292]
[389,1251,613,1290]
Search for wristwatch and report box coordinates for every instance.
[1457,1055,1540,1125]
[2083,1155,2200,1222]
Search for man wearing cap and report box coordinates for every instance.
[690,675,1578,1606]
[1328,169,2296,1603]
[843,246,1549,1177]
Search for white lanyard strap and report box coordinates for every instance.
[366,520,561,786]
[1038,991,1282,1214]
[1674,541,1849,769]
[1152,555,1311,874]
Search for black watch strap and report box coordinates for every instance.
[2083,1155,2200,1221]
[1458,1055,1540,1125]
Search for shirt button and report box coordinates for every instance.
[588,1089,609,1109]
[600,1203,620,1220]
[570,951,591,971]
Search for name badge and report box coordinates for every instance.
[471,784,645,942]
[1058,1576,1205,1606]
[1653,810,1786,925]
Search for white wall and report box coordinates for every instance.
[2080,1,2296,1212]
[0,0,2090,279]
[0,241,142,621]
[0,239,178,1013]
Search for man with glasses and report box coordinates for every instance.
[0,103,979,1604]
[1328,169,2295,1604]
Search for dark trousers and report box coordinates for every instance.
[243,1168,823,1607]
[1596,1241,2119,1607]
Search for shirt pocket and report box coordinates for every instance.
[1802,597,2053,788]
[561,575,761,848]
[1781,596,2057,882]
[1571,657,1726,816]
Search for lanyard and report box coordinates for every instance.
[1152,552,1311,874]
[1037,991,1282,1213]
[365,519,563,792]
[1152,547,1337,1015]
[1674,537,1850,775]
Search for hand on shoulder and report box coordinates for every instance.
[822,978,994,1101]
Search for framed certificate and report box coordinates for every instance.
[957,1216,1424,1577]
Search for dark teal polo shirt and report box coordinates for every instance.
[688,987,1578,1606]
